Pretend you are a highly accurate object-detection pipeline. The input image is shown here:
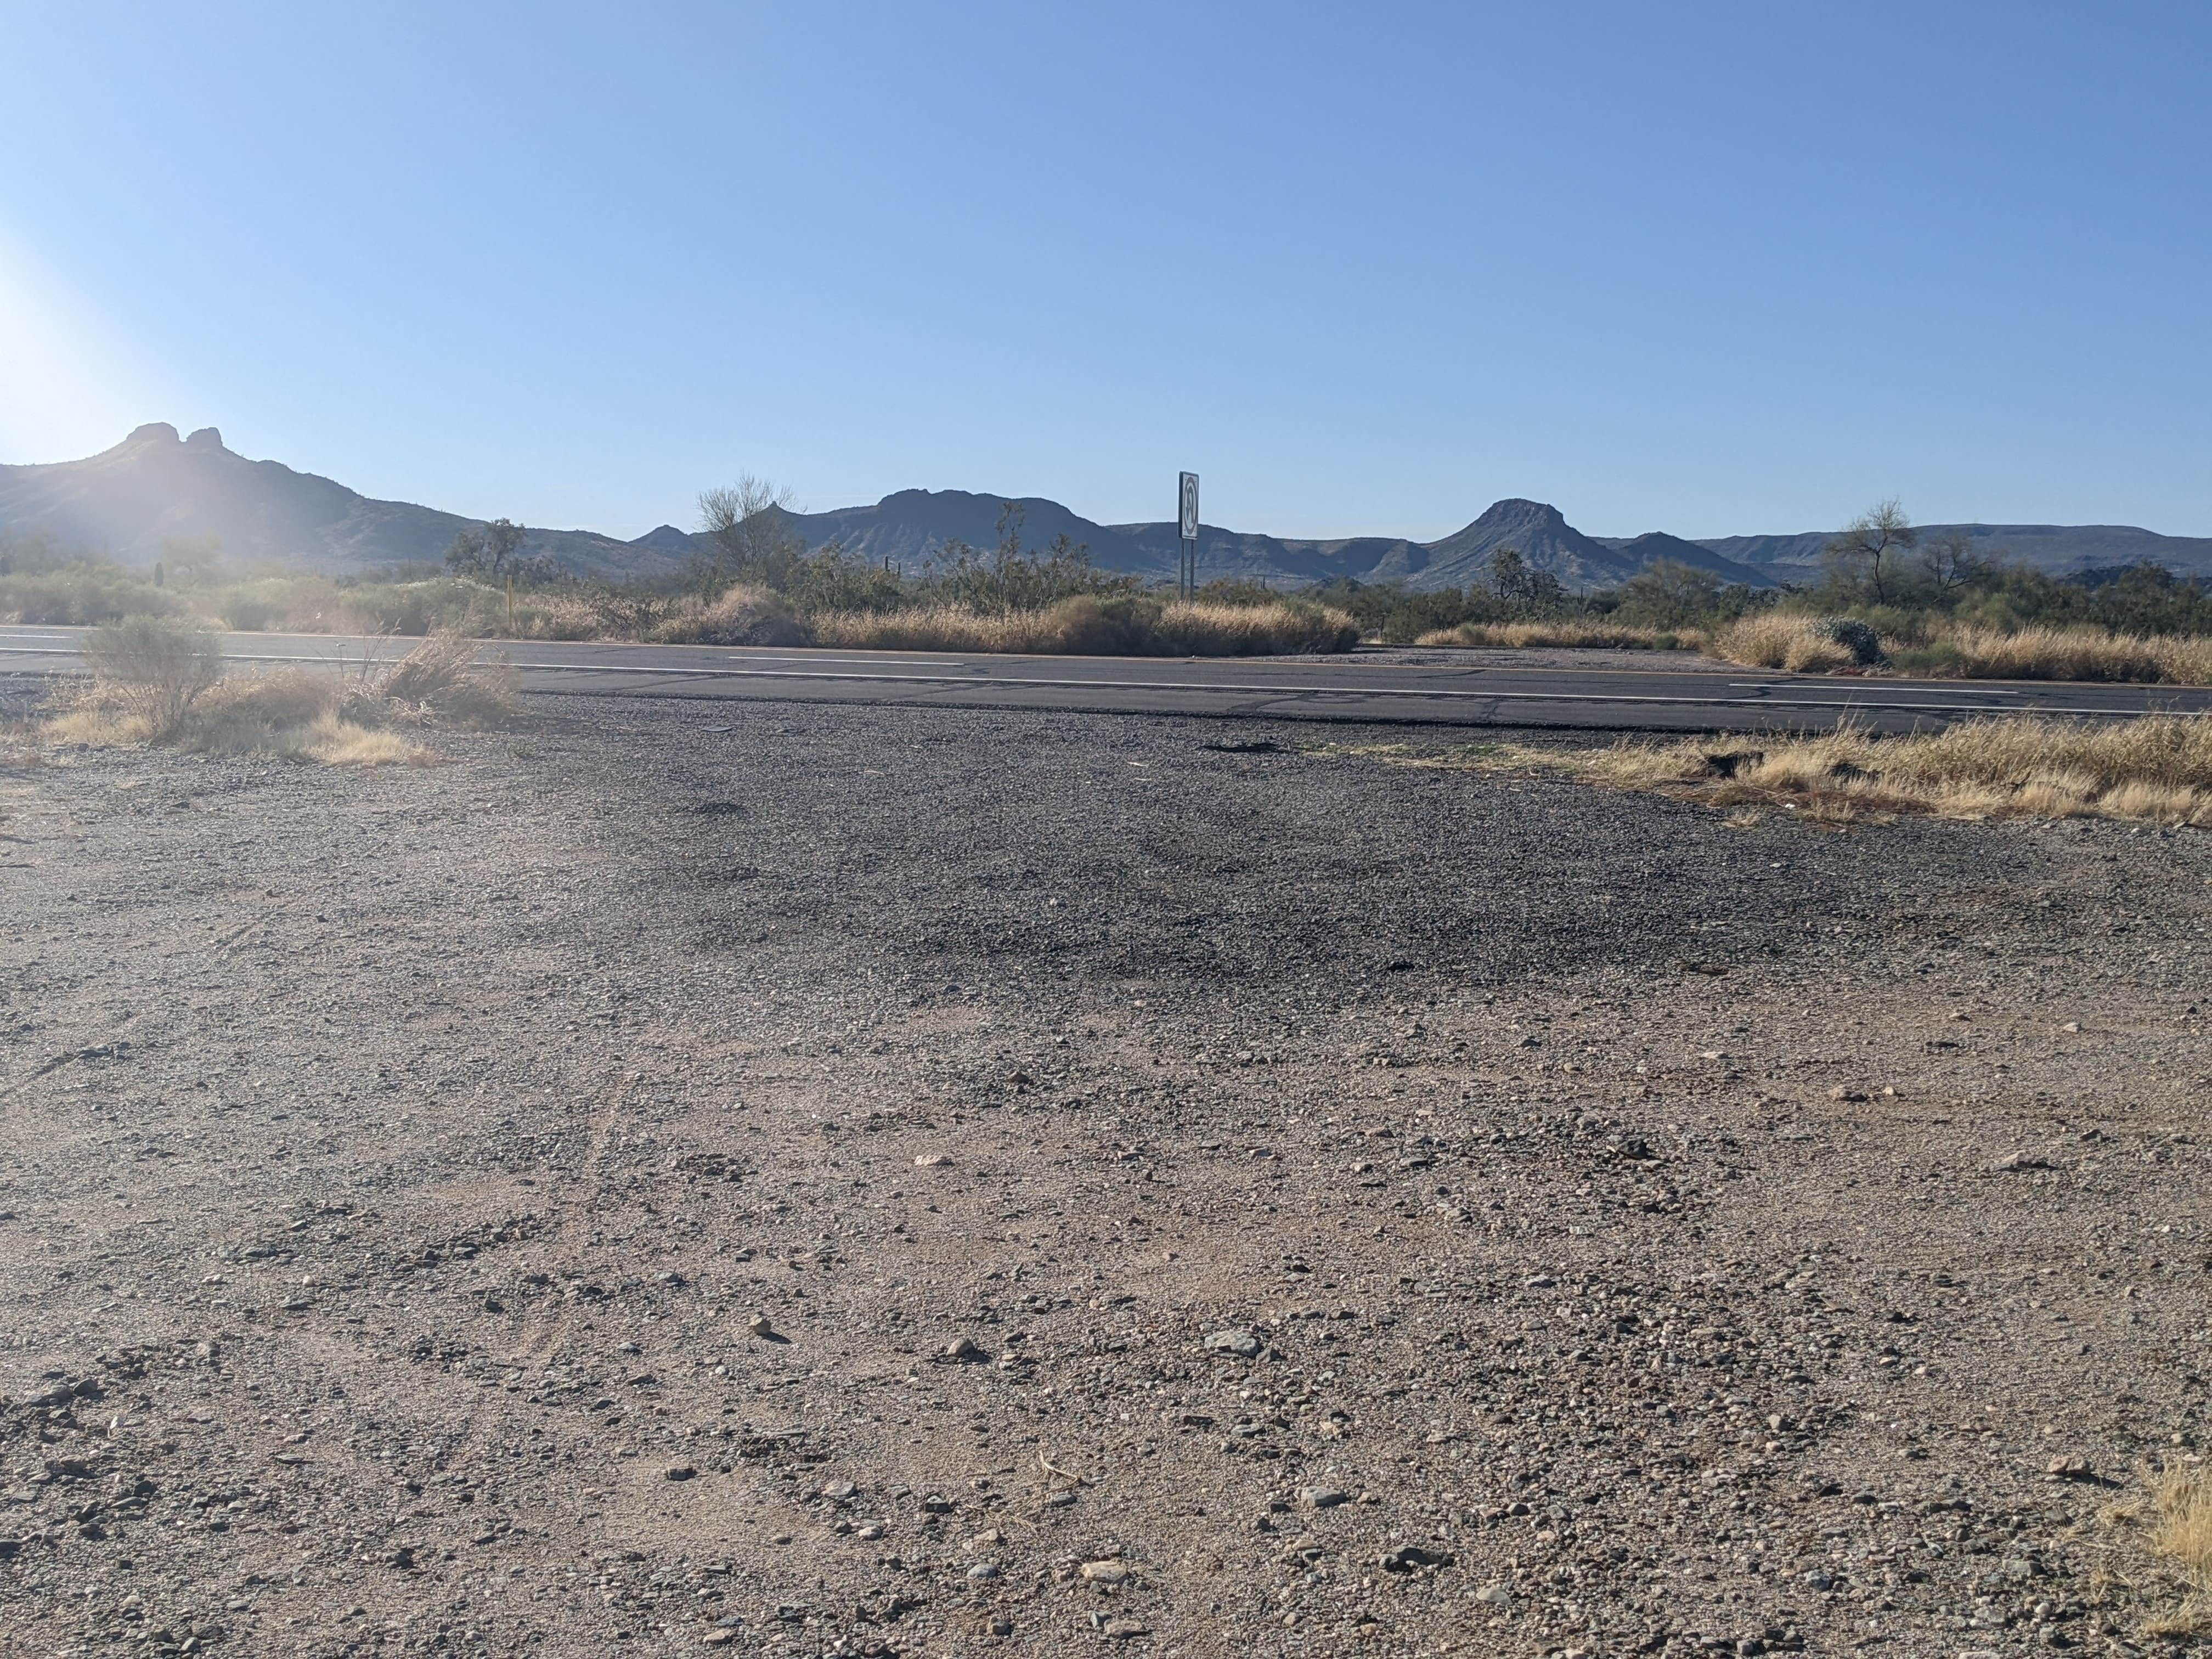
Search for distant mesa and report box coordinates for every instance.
[5,424,2211,588]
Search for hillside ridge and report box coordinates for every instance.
[8,425,2211,590]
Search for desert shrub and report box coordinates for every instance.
[0,563,180,626]
[379,633,517,725]
[650,585,810,647]
[1810,616,1885,664]
[78,616,224,736]
[783,550,909,616]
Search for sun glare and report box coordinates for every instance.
[0,236,159,463]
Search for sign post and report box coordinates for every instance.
[1177,471,1199,600]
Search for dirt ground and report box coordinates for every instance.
[3,693,2209,1659]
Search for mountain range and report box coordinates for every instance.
[8,422,2212,592]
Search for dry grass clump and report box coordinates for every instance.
[1938,625,2212,685]
[1714,613,2212,685]
[377,633,517,725]
[1414,619,1698,651]
[2097,1463,2212,1638]
[76,615,224,736]
[1575,714,2212,826]
[647,584,809,647]
[1318,714,2212,829]
[811,596,1358,656]
[48,619,511,765]
[1712,613,1860,673]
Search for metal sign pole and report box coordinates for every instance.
[1177,471,1200,602]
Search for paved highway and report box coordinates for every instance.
[5,624,2208,733]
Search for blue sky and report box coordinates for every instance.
[4,2,2208,541]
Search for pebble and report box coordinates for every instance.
[1204,1329,1261,1357]
[746,1314,776,1339]
[1297,1487,1348,1510]
[1381,1543,1454,1571]
[1080,1560,1131,1584]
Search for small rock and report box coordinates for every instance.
[915,1153,950,1167]
[746,1315,776,1339]
[1101,1618,1149,1639]
[664,1465,698,1482]
[968,1563,1000,1579]
[943,1337,984,1363]
[1827,1086,1868,1102]
[1203,1329,1261,1358]
[1297,1487,1348,1510]
[1474,1581,1511,1605]
[1381,1543,1454,1571]
[2047,1455,2092,1480]
[1080,1560,1131,1584]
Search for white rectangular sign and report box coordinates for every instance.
[1178,471,1199,542]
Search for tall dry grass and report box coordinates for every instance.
[1712,614,1860,673]
[1934,625,2212,684]
[50,623,509,765]
[810,595,1359,656]
[1577,714,2212,825]
[1714,613,2212,685]
[1414,619,1699,651]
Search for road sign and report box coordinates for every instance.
[1178,471,1200,543]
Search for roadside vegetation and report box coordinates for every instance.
[45,617,513,765]
[0,498,1356,659]
[8,495,2212,678]
[2099,1462,2212,1640]
[1381,503,2212,685]
[1316,713,2212,828]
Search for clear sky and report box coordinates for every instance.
[4,2,2208,543]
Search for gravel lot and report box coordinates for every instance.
[3,693,2209,1659]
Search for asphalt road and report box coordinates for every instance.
[5,623,2208,733]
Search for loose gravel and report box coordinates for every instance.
[3,694,2209,1659]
